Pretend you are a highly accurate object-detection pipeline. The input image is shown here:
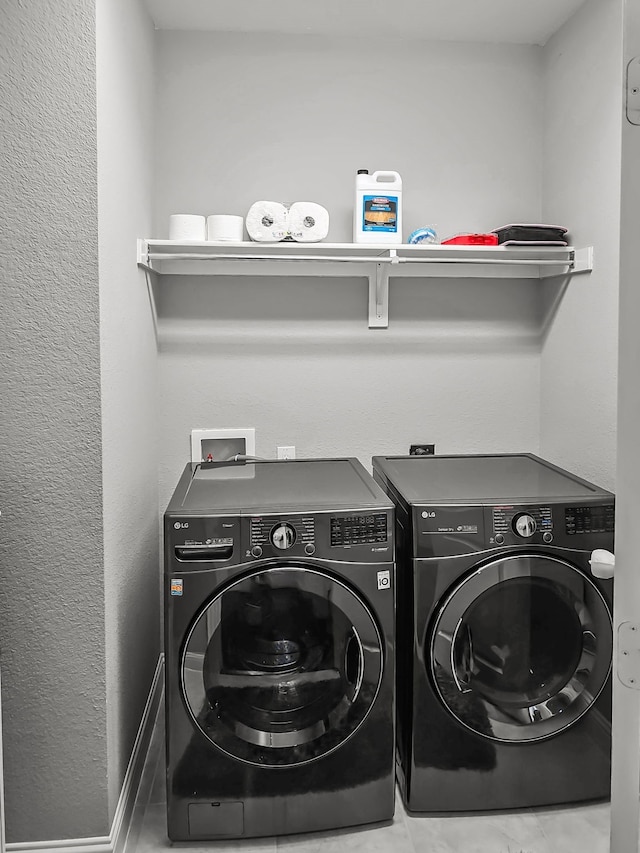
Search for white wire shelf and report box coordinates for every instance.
[137,240,593,328]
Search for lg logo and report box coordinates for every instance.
[421,511,436,518]
[174,521,189,529]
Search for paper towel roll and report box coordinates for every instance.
[207,214,244,241]
[288,202,329,242]
[169,214,206,241]
[245,201,289,242]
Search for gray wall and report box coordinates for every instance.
[540,0,623,490]
[0,0,108,842]
[96,0,159,822]
[0,0,160,842]
[154,34,547,503]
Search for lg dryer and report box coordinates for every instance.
[372,453,614,812]
[164,458,395,840]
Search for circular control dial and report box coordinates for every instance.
[271,523,296,550]
[513,513,537,538]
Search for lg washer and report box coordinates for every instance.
[372,453,614,812]
[164,458,395,840]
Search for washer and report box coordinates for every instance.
[372,453,614,812]
[164,458,395,840]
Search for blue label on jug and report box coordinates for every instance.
[362,195,398,232]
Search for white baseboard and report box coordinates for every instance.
[8,655,164,853]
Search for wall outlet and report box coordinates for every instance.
[409,444,435,456]
[277,445,296,460]
[191,428,256,464]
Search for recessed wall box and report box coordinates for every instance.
[190,428,256,464]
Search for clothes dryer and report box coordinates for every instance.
[164,458,395,840]
[372,453,614,812]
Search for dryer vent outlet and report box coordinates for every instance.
[410,444,435,456]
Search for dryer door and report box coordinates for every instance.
[181,565,384,766]
[430,553,612,742]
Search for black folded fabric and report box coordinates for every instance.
[492,223,568,244]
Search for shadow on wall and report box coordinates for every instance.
[152,275,542,355]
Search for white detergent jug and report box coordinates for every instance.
[353,170,403,244]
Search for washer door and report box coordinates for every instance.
[430,554,612,742]
[181,565,384,766]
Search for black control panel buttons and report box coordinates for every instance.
[565,505,615,535]
[330,514,387,547]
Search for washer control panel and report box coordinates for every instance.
[244,511,391,561]
[330,513,388,547]
[249,516,315,557]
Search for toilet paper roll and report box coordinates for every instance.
[288,202,330,243]
[207,214,244,242]
[168,214,206,241]
[245,201,289,242]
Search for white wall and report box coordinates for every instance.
[154,33,546,502]
[540,0,623,490]
[0,0,108,841]
[96,0,160,822]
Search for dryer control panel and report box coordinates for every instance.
[492,505,554,544]
[413,501,614,557]
[489,502,614,549]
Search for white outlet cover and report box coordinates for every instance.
[191,428,256,464]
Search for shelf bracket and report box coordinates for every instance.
[137,239,153,272]
[571,246,593,275]
[369,262,390,328]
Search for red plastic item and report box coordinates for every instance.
[441,233,499,246]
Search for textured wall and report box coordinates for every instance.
[96,0,160,821]
[540,0,622,490]
[153,34,545,500]
[0,0,108,842]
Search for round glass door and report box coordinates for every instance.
[430,554,612,742]
[181,565,383,766]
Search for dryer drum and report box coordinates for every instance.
[430,553,612,743]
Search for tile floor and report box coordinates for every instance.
[125,703,611,853]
